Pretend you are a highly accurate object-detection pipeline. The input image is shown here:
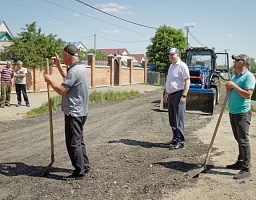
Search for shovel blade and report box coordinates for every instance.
[41,160,54,177]
[187,166,205,178]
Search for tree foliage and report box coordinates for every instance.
[0,22,64,68]
[229,57,256,75]
[249,57,256,73]
[79,49,108,61]
[146,25,187,73]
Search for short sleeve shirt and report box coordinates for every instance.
[165,59,190,93]
[0,66,13,83]
[14,67,27,84]
[61,61,89,117]
[228,70,256,114]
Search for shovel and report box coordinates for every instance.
[41,58,55,176]
[187,89,229,178]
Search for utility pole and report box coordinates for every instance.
[94,34,96,56]
[184,25,194,47]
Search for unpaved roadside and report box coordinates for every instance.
[1,84,162,121]
[0,84,256,200]
[169,110,256,200]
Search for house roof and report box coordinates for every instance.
[0,31,12,41]
[129,54,146,63]
[64,41,88,51]
[97,48,130,56]
[0,20,14,38]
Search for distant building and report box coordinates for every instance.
[97,48,147,67]
[0,20,13,52]
[64,41,88,52]
[129,54,146,64]
[97,48,130,56]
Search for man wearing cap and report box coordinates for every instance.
[162,48,190,150]
[44,44,90,180]
[225,54,255,179]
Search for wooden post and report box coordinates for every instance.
[88,53,95,88]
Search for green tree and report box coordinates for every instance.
[79,49,108,61]
[146,25,187,73]
[249,57,256,73]
[0,22,64,68]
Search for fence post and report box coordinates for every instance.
[117,56,122,86]
[33,68,41,92]
[88,53,95,88]
[108,54,114,86]
[142,60,147,83]
[128,58,132,84]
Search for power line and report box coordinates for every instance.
[75,0,157,30]
[6,0,152,39]
[97,35,149,43]
[6,0,101,33]
[42,0,152,37]
[188,31,204,46]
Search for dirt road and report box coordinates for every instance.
[0,85,256,200]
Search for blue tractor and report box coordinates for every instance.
[160,47,229,114]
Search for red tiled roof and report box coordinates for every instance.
[130,54,146,63]
[97,48,129,56]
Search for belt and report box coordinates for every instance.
[168,90,183,95]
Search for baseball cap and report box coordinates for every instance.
[232,54,249,63]
[61,44,78,56]
[168,48,179,55]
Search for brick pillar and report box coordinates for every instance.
[88,53,95,88]
[108,54,114,86]
[117,56,122,86]
[142,60,147,83]
[127,59,133,84]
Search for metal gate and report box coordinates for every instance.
[114,59,119,86]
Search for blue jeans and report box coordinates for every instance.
[229,110,251,171]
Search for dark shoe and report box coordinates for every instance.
[5,104,10,107]
[226,161,242,170]
[16,104,21,107]
[233,170,251,179]
[26,104,30,107]
[63,174,85,181]
[161,139,177,146]
[169,143,184,150]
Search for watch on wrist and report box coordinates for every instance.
[182,95,187,98]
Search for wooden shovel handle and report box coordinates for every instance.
[46,58,54,162]
[203,89,230,166]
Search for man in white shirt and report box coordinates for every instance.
[163,48,190,149]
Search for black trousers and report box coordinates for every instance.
[65,114,90,176]
[15,84,29,105]
[229,110,251,171]
[167,90,186,143]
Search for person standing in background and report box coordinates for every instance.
[13,60,30,107]
[0,60,13,108]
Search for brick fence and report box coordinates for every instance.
[0,54,147,93]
